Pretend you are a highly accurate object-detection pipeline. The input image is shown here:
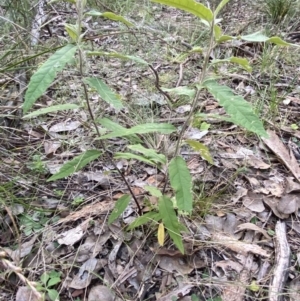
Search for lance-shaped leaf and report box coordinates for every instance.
[128,144,166,164]
[241,31,295,46]
[204,80,268,137]
[114,152,156,166]
[87,51,148,65]
[214,0,230,17]
[168,156,193,213]
[23,104,80,119]
[47,150,101,181]
[158,196,185,254]
[97,123,176,139]
[108,194,131,224]
[24,44,77,113]
[98,118,141,143]
[211,57,252,72]
[186,140,213,164]
[85,10,134,27]
[151,0,213,22]
[84,77,123,110]
[127,212,161,230]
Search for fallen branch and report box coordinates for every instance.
[269,221,291,301]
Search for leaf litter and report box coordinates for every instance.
[1,1,300,301]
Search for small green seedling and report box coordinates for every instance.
[37,271,61,301]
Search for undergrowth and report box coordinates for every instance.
[1,0,300,299]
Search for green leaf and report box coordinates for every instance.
[211,57,252,72]
[97,123,176,139]
[162,86,196,98]
[84,77,124,110]
[229,57,252,72]
[241,31,294,46]
[102,12,134,27]
[158,196,185,254]
[216,35,234,43]
[47,289,59,301]
[189,46,203,53]
[87,51,148,65]
[85,10,134,27]
[127,212,161,230]
[40,273,50,286]
[47,277,61,287]
[144,185,163,197]
[204,80,268,137]
[64,23,78,42]
[97,118,142,143]
[128,144,166,164]
[213,24,222,40]
[186,140,213,164]
[23,104,80,119]
[241,31,270,42]
[168,156,193,213]
[47,150,102,181]
[151,0,213,22]
[214,0,230,17]
[108,194,131,224]
[24,44,77,113]
[114,152,156,166]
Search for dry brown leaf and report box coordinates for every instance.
[157,285,193,301]
[157,255,194,274]
[277,194,299,215]
[88,285,115,301]
[69,258,99,289]
[16,287,42,301]
[44,140,61,154]
[231,187,248,204]
[243,192,265,212]
[56,200,114,224]
[49,120,81,132]
[236,223,271,240]
[263,196,289,219]
[76,234,110,262]
[289,278,300,301]
[4,235,37,262]
[214,260,243,273]
[263,179,285,197]
[83,171,110,185]
[247,155,270,169]
[212,233,270,257]
[57,219,91,245]
[263,130,300,182]
[285,177,300,193]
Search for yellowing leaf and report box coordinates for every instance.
[158,223,165,246]
[186,140,213,164]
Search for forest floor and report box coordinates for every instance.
[1,0,300,300]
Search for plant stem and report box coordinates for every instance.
[75,3,142,215]
[174,21,216,156]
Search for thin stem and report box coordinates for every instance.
[174,22,216,156]
[77,48,142,215]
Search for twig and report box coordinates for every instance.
[176,58,189,87]
[148,64,173,109]
[0,251,43,301]
[269,221,291,301]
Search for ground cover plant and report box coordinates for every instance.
[1,0,300,300]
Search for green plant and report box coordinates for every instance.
[22,0,298,254]
[264,0,293,24]
[26,154,48,174]
[36,270,61,301]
